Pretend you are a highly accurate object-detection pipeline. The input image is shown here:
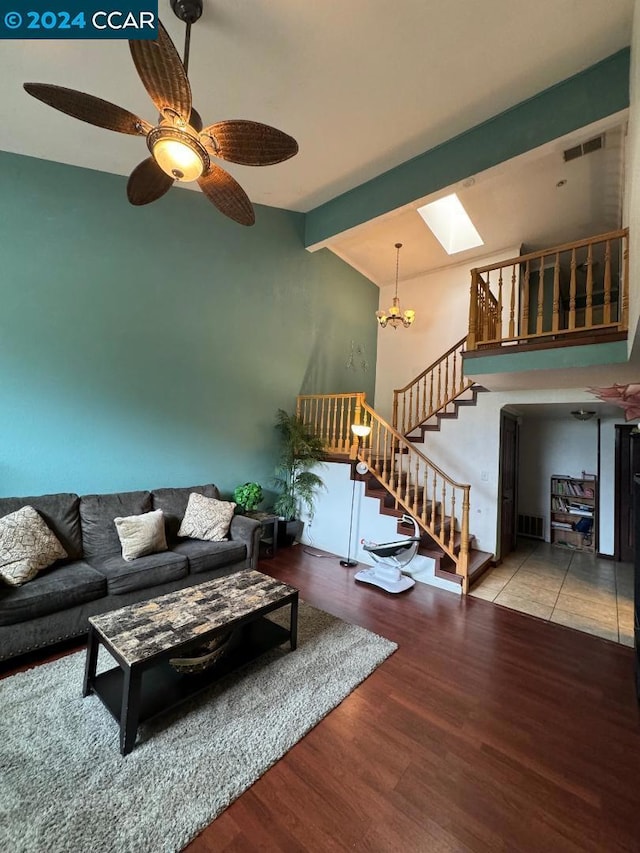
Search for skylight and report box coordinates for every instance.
[417,193,484,255]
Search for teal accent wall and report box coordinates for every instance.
[305,49,631,247]
[0,152,378,498]
[464,340,629,376]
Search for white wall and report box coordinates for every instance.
[517,417,598,540]
[373,245,521,420]
[299,460,409,565]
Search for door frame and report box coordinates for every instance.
[614,424,637,561]
[497,409,520,561]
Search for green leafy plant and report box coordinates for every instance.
[273,409,325,521]
[233,482,263,512]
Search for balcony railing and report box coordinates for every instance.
[467,229,629,350]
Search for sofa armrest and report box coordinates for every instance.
[229,515,262,569]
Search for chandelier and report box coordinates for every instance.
[376,242,415,329]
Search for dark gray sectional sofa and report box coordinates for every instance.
[0,483,261,662]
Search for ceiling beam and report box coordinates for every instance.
[304,48,630,250]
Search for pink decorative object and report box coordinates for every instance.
[588,384,640,421]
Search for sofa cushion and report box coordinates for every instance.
[115,509,168,561]
[172,538,247,575]
[151,484,220,542]
[89,550,188,595]
[80,491,152,559]
[0,493,82,559]
[178,493,236,542]
[0,506,68,587]
[0,560,106,626]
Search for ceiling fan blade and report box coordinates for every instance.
[198,165,255,226]
[201,120,298,166]
[129,21,191,122]
[23,83,151,136]
[127,157,174,206]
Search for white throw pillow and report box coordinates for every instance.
[0,505,68,586]
[115,509,168,562]
[178,493,236,542]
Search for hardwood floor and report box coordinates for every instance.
[188,546,639,853]
[3,548,637,851]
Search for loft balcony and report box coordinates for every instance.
[462,229,633,390]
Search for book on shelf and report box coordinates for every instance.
[551,521,574,530]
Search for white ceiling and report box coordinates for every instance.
[1,0,634,281]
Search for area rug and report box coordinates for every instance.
[0,603,396,853]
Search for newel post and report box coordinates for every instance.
[459,485,471,594]
[468,271,478,350]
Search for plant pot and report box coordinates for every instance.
[277,518,304,547]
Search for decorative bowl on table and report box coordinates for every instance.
[169,631,233,675]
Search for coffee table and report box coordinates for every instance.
[82,570,299,755]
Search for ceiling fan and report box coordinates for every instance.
[23,0,298,226]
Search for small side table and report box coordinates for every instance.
[243,511,279,558]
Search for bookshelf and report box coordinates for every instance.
[550,474,597,553]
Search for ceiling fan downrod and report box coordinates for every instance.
[170,0,203,74]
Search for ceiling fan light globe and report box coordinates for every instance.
[152,137,204,181]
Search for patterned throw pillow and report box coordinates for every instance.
[178,493,236,542]
[0,505,68,586]
[114,509,168,561]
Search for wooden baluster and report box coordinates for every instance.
[329,399,337,452]
[621,235,629,330]
[429,372,434,417]
[483,273,491,342]
[468,272,478,349]
[404,446,411,506]
[392,391,399,431]
[381,427,388,483]
[509,265,516,339]
[441,481,447,547]
[322,397,328,444]
[603,240,612,325]
[452,350,457,400]
[552,252,560,332]
[537,255,545,335]
[449,489,456,553]
[375,422,381,474]
[497,268,503,342]
[389,434,396,492]
[569,248,577,330]
[444,354,450,405]
[338,397,346,452]
[410,385,414,435]
[437,362,442,409]
[422,476,428,526]
[521,261,530,337]
[421,375,427,422]
[430,471,437,534]
[585,244,593,329]
[413,458,419,515]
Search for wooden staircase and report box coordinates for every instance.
[406,384,488,442]
[359,467,493,588]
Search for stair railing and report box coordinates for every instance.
[297,393,471,591]
[296,393,364,455]
[467,228,629,350]
[392,336,474,434]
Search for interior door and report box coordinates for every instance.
[615,425,640,562]
[499,411,519,560]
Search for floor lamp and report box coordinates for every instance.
[340,423,372,567]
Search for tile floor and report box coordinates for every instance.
[470,538,635,646]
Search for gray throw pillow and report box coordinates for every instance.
[0,505,68,586]
[114,509,168,562]
[178,493,236,542]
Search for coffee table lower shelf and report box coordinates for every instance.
[91,618,290,740]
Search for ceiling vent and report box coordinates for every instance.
[563,134,605,162]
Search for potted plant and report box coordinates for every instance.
[273,409,325,545]
[233,482,263,513]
